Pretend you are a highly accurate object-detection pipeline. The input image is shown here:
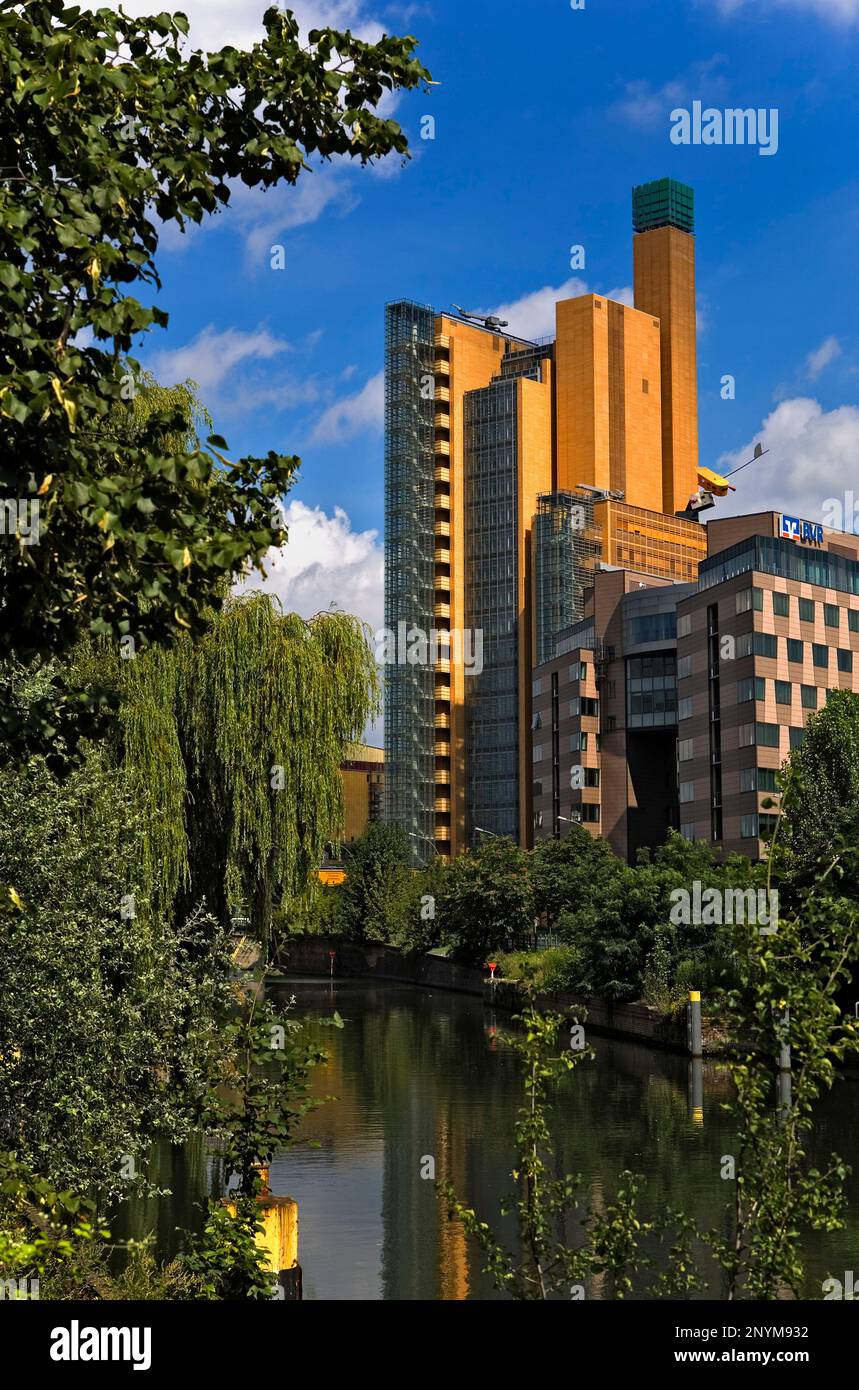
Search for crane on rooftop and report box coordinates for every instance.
[451,303,509,331]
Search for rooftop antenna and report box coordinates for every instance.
[451,303,509,331]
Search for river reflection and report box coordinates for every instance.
[123,976,859,1300]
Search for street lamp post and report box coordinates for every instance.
[407,831,438,861]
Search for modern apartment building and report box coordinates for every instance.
[384,178,704,861]
[531,513,859,861]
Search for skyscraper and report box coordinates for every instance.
[384,179,704,861]
[632,177,699,514]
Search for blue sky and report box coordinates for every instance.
[103,0,859,632]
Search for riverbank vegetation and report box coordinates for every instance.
[0,1,429,1300]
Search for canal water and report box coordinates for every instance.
[128,976,859,1300]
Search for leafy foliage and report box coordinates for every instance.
[0,662,236,1199]
[779,689,859,888]
[0,1153,109,1294]
[436,836,534,965]
[707,853,859,1299]
[0,0,430,747]
[185,991,338,1300]
[91,593,380,942]
[334,821,416,944]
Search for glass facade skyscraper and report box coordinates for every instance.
[383,301,437,859]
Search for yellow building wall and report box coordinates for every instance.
[555,295,664,512]
[517,371,554,849]
[555,295,610,495]
[436,315,508,859]
[340,744,384,844]
[632,225,699,514]
[612,302,664,510]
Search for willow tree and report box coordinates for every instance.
[112,593,379,944]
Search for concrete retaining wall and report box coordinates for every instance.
[276,935,699,1053]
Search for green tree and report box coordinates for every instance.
[779,689,859,887]
[89,592,379,943]
[185,993,337,1300]
[335,821,416,944]
[531,824,625,930]
[437,836,533,965]
[0,668,236,1199]
[708,852,859,1298]
[0,1,430,745]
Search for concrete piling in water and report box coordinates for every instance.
[226,1166,301,1300]
[687,989,702,1059]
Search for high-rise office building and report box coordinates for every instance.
[384,179,705,861]
[532,514,859,862]
[632,178,699,514]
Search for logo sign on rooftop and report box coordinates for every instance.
[779,514,824,546]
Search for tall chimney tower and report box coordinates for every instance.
[632,178,699,514]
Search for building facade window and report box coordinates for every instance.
[789,726,804,749]
[801,684,818,709]
[678,696,693,721]
[849,609,859,633]
[812,643,829,669]
[754,633,778,659]
[824,603,840,628]
[775,680,792,705]
[838,648,853,673]
[677,612,692,639]
[787,638,804,663]
[756,722,780,747]
[679,780,695,804]
[799,598,815,623]
[739,766,756,793]
[678,738,694,762]
[736,587,763,614]
[773,592,789,618]
[741,813,759,839]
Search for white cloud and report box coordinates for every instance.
[484,278,589,341]
[147,323,319,416]
[149,324,290,395]
[612,56,728,127]
[309,371,384,444]
[806,336,841,379]
[229,172,360,268]
[606,285,635,308]
[482,280,636,341]
[714,396,859,522]
[241,499,383,633]
[716,0,859,24]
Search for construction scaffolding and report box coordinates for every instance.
[383,301,437,863]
